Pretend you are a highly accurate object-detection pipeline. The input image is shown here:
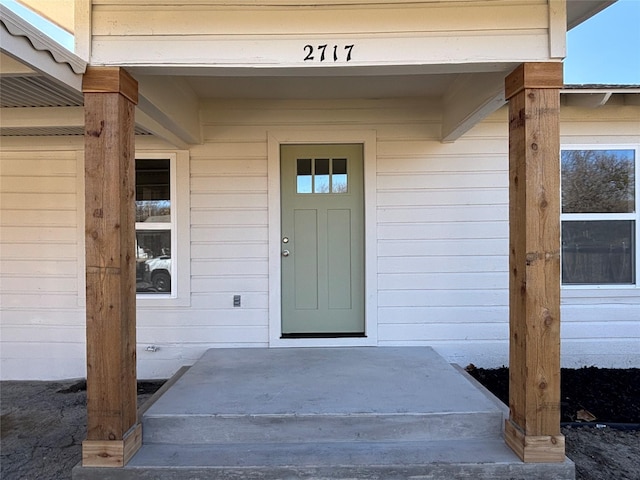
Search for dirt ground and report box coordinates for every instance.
[468,366,640,480]
[1,372,639,480]
[1,380,161,480]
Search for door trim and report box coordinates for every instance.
[267,130,378,347]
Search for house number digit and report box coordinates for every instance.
[303,45,314,61]
[303,44,354,62]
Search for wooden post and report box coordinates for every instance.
[503,63,564,463]
[82,67,141,467]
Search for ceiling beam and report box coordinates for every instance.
[135,108,189,150]
[136,75,201,145]
[441,71,506,143]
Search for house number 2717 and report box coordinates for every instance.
[303,44,354,62]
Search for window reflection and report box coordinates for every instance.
[136,159,171,222]
[296,157,348,194]
[136,159,172,294]
[315,158,330,193]
[562,220,635,285]
[136,230,172,293]
[297,158,312,193]
[561,149,637,286]
[332,158,347,193]
[562,150,635,214]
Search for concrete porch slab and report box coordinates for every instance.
[73,347,575,480]
[145,347,500,417]
[141,347,505,444]
[76,441,576,480]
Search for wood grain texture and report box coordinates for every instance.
[504,419,565,463]
[82,67,139,466]
[506,63,563,463]
[83,67,138,104]
[505,62,563,100]
[82,423,142,467]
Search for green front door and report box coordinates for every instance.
[280,144,365,336]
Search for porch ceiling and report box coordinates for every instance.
[183,73,455,100]
[2,57,515,144]
[1,0,619,145]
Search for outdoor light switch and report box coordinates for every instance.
[233,295,241,307]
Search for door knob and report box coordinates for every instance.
[282,249,290,257]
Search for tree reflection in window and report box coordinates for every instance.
[296,157,348,194]
[562,150,634,214]
[561,149,636,285]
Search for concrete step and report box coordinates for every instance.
[141,347,507,444]
[73,439,575,480]
[142,409,504,444]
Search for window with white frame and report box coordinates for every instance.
[561,147,637,286]
[136,158,174,294]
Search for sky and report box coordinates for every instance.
[564,0,640,85]
[0,0,74,50]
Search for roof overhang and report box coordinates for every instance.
[0,2,86,91]
[562,85,640,107]
[566,0,617,29]
[0,0,628,146]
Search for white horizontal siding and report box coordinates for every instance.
[156,130,273,369]
[557,104,640,367]
[1,342,86,380]
[1,99,638,380]
[91,2,551,67]
[0,150,85,379]
[194,98,515,363]
[92,3,548,37]
[155,98,638,371]
[379,306,508,325]
[376,127,511,349]
[379,323,509,342]
[378,222,508,240]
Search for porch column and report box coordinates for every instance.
[504,63,565,463]
[82,67,141,467]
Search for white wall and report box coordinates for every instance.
[559,100,640,368]
[0,140,86,379]
[375,107,511,366]
[90,1,557,67]
[1,98,638,380]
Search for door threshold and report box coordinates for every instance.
[281,333,366,339]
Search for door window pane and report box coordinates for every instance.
[136,159,171,222]
[562,150,635,214]
[332,158,348,193]
[297,158,312,193]
[296,157,349,195]
[315,158,330,193]
[562,220,635,285]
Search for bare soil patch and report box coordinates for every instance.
[2,369,639,480]
[467,366,640,480]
